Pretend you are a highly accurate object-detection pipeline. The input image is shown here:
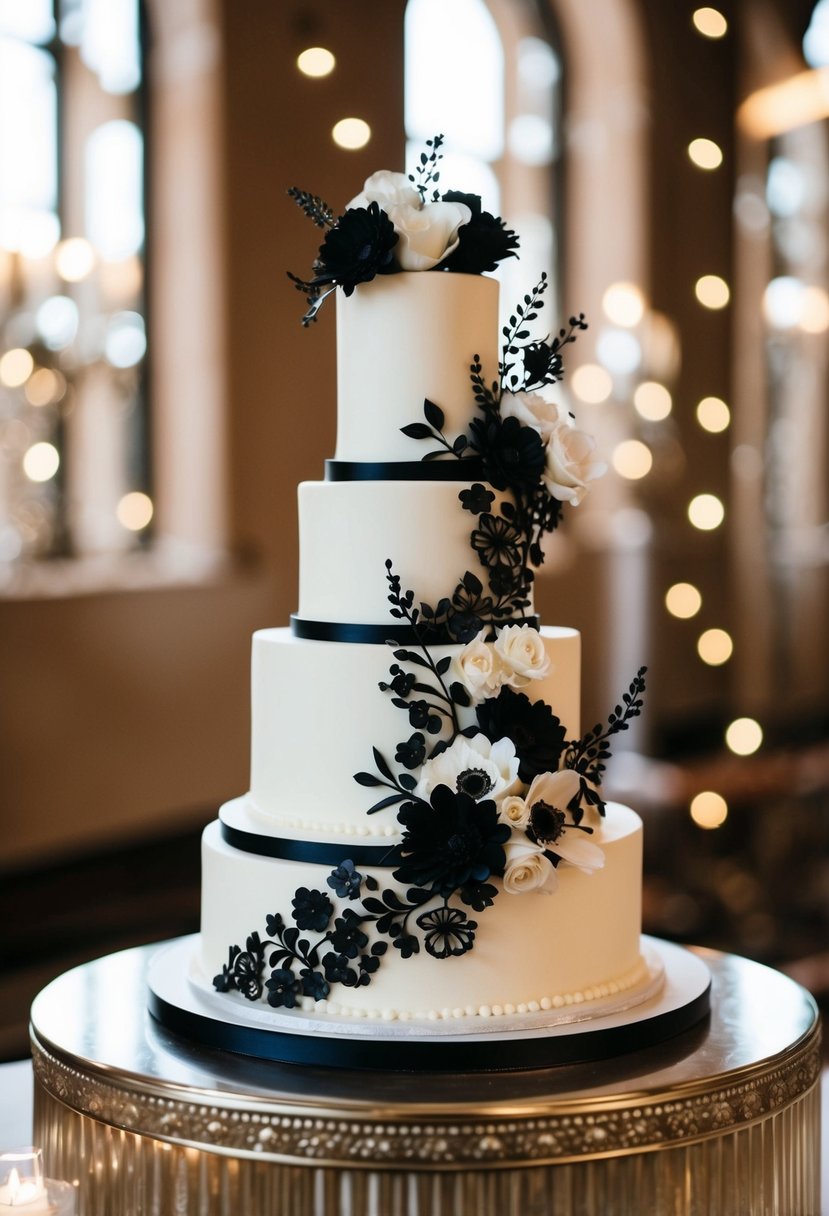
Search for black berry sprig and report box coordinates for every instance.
[561,667,648,820]
[407,133,444,202]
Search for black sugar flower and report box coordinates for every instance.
[395,785,509,896]
[329,908,369,958]
[470,513,523,569]
[291,888,334,932]
[471,414,546,493]
[327,859,364,901]
[459,483,496,516]
[439,191,520,275]
[315,203,398,294]
[475,686,567,782]
[265,968,303,1009]
[396,732,427,770]
[232,945,265,1002]
[417,904,478,959]
[300,968,330,1001]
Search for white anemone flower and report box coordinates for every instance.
[523,769,605,873]
[415,732,520,805]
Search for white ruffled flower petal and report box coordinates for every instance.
[525,767,582,810]
[415,732,520,804]
[542,420,606,506]
[494,624,551,687]
[388,200,472,271]
[502,838,558,894]
[347,170,421,212]
[450,638,506,704]
[551,834,605,873]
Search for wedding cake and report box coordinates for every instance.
[157,139,706,1066]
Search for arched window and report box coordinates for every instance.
[0,0,148,568]
[404,0,563,322]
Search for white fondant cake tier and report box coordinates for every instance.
[298,479,519,624]
[249,626,580,833]
[198,803,645,1021]
[335,272,499,462]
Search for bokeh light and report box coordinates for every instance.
[612,439,653,480]
[332,118,371,150]
[690,791,728,829]
[0,348,34,388]
[23,442,60,482]
[634,381,672,421]
[692,8,728,38]
[117,491,153,531]
[571,363,612,403]
[697,628,733,665]
[55,237,95,282]
[601,282,645,327]
[665,582,702,619]
[695,275,730,309]
[688,138,723,170]
[25,368,65,407]
[688,493,725,530]
[697,396,730,432]
[297,47,336,77]
[725,717,763,756]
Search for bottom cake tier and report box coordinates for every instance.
[196,801,651,1023]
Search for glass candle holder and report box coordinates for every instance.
[0,1148,75,1214]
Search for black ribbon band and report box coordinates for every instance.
[290,615,540,645]
[325,459,485,482]
[148,985,711,1073]
[220,820,401,867]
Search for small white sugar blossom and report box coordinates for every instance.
[347,170,470,271]
[494,624,551,686]
[503,837,558,895]
[523,769,605,874]
[499,795,531,829]
[415,732,520,805]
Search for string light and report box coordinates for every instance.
[332,118,371,150]
[688,138,723,170]
[56,237,95,282]
[690,791,728,829]
[23,441,60,482]
[688,493,725,530]
[697,396,730,432]
[297,47,336,77]
[697,628,733,665]
[0,348,34,387]
[692,7,728,38]
[725,717,763,756]
[612,439,652,480]
[634,381,672,421]
[695,275,730,309]
[571,363,612,403]
[665,582,702,619]
[117,491,153,531]
[601,282,645,327]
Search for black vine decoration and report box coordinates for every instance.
[407,132,444,202]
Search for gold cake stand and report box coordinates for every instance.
[30,941,821,1215]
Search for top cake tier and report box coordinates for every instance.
[334,272,499,463]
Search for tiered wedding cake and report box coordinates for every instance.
[190,143,658,1034]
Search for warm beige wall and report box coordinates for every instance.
[220,0,406,623]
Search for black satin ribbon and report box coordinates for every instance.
[220,820,401,867]
[290,615,540,645]
[325,459,485,482]
[148,984,711,1073]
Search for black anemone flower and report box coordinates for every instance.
[471,513,523,569]
[395,785,509,896]
[475,686,567,782]
[315,203,398,294]
[417,904,478,959]
[470,414,545,493]
[232,947,264,1001]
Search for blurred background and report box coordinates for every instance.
[0,0,827,1061]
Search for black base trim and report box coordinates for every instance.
[148,985,711,1073]
[220,821,401,867]
[325,459,485,482]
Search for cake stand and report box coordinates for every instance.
[30,940,821,1216]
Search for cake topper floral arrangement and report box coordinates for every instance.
[288,134,519,325]
[213,143,646,1012]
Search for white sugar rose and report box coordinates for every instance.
[347,170,421,212]
[494,624,551,687]
[542,420,606,506]
[450,638,505,703]
[498,795,530,829]
[503,837,558,895]
[500,391,568,439]
[415,732,520,805]
[387,199,471,271]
